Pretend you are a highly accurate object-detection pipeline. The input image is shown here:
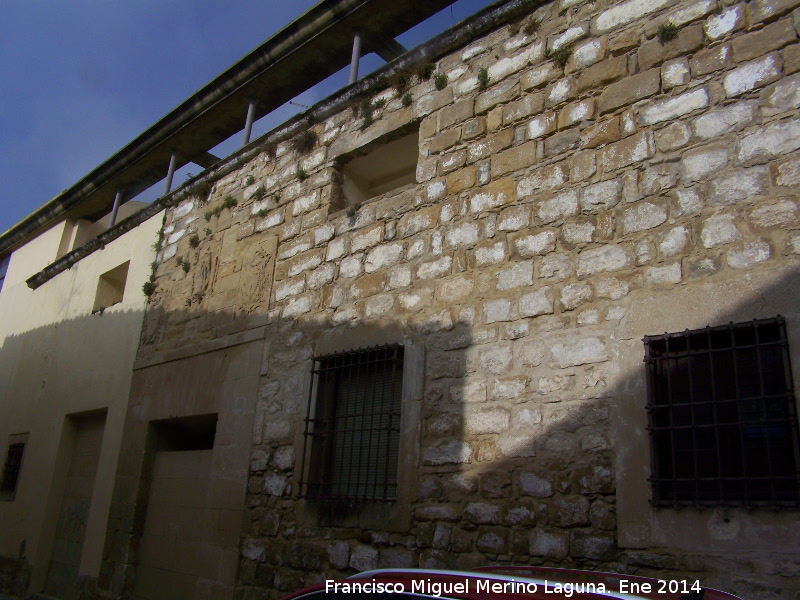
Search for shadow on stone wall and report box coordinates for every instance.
[2,265,800,600]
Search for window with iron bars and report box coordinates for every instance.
[644,316,800,507]
[1,442,25,499]
[299,345,404,502]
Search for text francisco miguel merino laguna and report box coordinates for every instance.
[324,577,699,597]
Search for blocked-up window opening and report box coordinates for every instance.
[93,261,129,312]
[300,345,404,501]
[1,434,28,500]
[153,414,217,451]
[341,130,418,208]
[645,316,800,507]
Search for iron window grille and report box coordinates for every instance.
[1,443,25,495]
[299,344,404,502]
[644,316,800,507]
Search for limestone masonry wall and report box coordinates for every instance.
[121,0,800,597]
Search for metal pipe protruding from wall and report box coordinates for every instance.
[349,31,362,85]
[108,190,123,229]
[163,152,178,196]
[242,99,258,147]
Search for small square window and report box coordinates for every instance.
[339,129,418,208]
[644,316,800,507]
[299,345,404,501]
[93,261,129,312]
[1,434,28,501]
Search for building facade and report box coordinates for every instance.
[3,0,800,598]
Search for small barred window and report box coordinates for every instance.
[644,316,800,507]
[299,345,404,502]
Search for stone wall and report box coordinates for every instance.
[117,0,800,597]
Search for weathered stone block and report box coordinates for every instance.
[581,117,620,149]
[522,63,562,90]
[476,79,520,114]
[592,0,672,34]
[597,69,660,114]
[539,253,574,279]
[560,283,593,310]
[465,408,510,434]
[704,4,744,40]
[701,213,741,247]
[751,0,800,22]
[562,221,595,245]
[518,164,568,198]
[475,240,508,265]
[736,118,800,162]
[520,287,555,317]
[551,337,607,367]
[724,53,783,97]
[559,99,595,128]
[546,78,576,107]
[692,102,756,140]
[491,141,538,177]
[484,299,512,323]
[527,113,557,139]
[601,132,655,171]
[732,18,797,63]
[537,191,579,224]
[660,225,690,256]
[577,56,628,92]
[503,94,545,125]
[519,473,554,497]
[570,532,616,560]
[423,440,472,466]
[581,179,621,212]
[497,260,534,289]
[544,129,581,156]
[646,263,682,284]
[621,202,667,233]
[661,58,691,88]
[576,245,630,276]
[681,144,729,182]
[727,240,771,268]
[708,166,770,205]
[529,529,569,559]
[471,177,515,212]
[690,43,732,77]
[638,87,709,125]
[749,198,799,229]
[571,38,606,70]
[638,24,704,70]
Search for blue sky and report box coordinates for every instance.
[0,0,495,236]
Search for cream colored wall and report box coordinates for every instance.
[0,210,163,593]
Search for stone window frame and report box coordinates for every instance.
[294,338,423,531]
[643,316,800,508]
[330,121,421,214]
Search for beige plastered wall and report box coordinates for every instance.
[0,209,162,593]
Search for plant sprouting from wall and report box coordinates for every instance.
[550,44,572,68]
[222,196,238,210]
[434,73,448,91]
[181,260,190,273]
[658,22,681,43]
[252,186,266,202]
[189,234,200,248]
[388,70,411,95]
[245,175,255,186]
[296,167,308,181]
[359,101,374,130]
[478,68,489,90]
[418,62,435,80]
[292,129,318,155]
[402,92,412,107]
[523,19,541,36]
